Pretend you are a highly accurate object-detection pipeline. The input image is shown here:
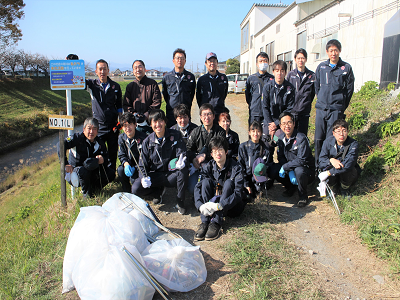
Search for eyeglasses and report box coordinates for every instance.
[280,121,293,127]
[334,129,348,135]
[201,112,213,117]
[212,148,225,154]
[174,56,185,61]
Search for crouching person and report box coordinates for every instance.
[131,109,189,214]
[117,112,147,192]
[268,112,315,207]
[194,136,245,241]
[58,117,116,197]
[318,119,360,198]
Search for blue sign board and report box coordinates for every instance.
[50,60,85,90]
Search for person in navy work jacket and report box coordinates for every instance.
[268,112,315,207]
[170,103,198,145]
[196,52,228,122]
[318,119,360,198]
[262,60,295,139]
[58,117,115,198]
[86,59,122,171]
[162,48,196,128]
[117,112,147,192]
[218,111,240,160]
[131,109,189,214]
[286,49,316,136]
[245,52,274,125]
[314,39,355,167]
[194,136,245,241]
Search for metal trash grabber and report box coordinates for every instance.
[122,246,174,300]
[325,181,341,215]
[124,140,148,178]
[119,193,183,240]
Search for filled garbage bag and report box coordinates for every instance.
[62,206,149,293]
[73,243,155,300]
[129,209,159,237]
[142,239,207,292]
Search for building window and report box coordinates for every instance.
[297,31,307,50]
[250,35,254,49]
[277,53,284,61]
[262,35,265,43]
[284,51,293,71]
[241,22,249,53]
[266,41,275,72]
[276,24,280,34]
[260,46,264,53]
[317,32,338,60]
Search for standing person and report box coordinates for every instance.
[245,52,274,125]
[262,60,295,140]
[162,48,196,128]
[170,104,198,145]
[268,112,315,207]
[286,49,316,136]
[117,112,147,193]
[58,117,115,198]
[86,59,122,171]
[123,59,161,135]
[318,119,360,198]
[194,136,245,241]
[314,39,355,167]
[196,52,228,122]
[218,111,240,160]
[130,109,188,214]
[186,104,226,194]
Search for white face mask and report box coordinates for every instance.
[258,63,269,72]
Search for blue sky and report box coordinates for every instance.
[16,0,293,71]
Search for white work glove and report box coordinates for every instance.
[65,172,71,182]
[317,181,327,197]
[199,203,212,216]
[176,153,187,170]
[141,176,152,188]
[189,163,197,176]
[318,171,330,182]
[203,202,221,216]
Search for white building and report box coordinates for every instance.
[240,0,400,90]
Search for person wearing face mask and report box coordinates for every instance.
[170,103,198,145]
[245,52,274,126]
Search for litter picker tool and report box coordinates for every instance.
[326,181,341,215]
[124,140,148,178]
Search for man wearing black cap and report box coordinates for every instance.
[196,52,228,122]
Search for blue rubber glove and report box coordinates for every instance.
[279,166,285,178]
[124,164,135,177]
[289,171,298,185]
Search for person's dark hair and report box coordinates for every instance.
[173,48,186,59]
[332,119,349,131]
[199,103,215,116]
[256,52,269,62]
[173,104,190,119]
[279,111,294,122]
[272,60,287,72]
[120,112,136,125]
[209,136,229,153]
[249,120,263,132]
[218,112,231,122]
[132,60,145,69]
[149,109,167,124]
[326,39,342,52]
[83,117,99,129]
[96,59,109,69]
[294,48,308,59]
[66,54,79,60]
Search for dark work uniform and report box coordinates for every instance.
[170,122,198,145]
[58,132,115,197]
[162,69,196,127]
[117,130,147,192]
[269,130,315,200]
[286,67,316,136]
[314,58,355,166]
[245,72,274,125]
[194,158,245,225]
[196,71,228,120]
[226,129,240,160]
[318,135,360,189]
[131,128,188,201]
[86,77,122,171]
[261,79,295,138]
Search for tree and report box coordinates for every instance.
[226,58,240,74]
[18,49,32,76]
[0,0,25,49]
[3,49,20,75]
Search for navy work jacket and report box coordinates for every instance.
[287,67,316,116]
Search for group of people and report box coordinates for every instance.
[59,40,361,241]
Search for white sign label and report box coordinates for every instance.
[49,115,74,130]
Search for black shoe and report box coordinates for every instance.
[175,199,187,215]
[205,222,221,241]
[297,198,308,207]
[152,187,166,204]
[282,187,296,197]
[243,193,254,203]
[340,187,351,199]
[195,222,209,241]
[265,179,274,190]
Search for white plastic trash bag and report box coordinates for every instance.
[73,243,155,300]
[142,239,207,292]
[129,209,159,236]
[62,206,149,294]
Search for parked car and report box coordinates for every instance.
[227,73,249,94]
